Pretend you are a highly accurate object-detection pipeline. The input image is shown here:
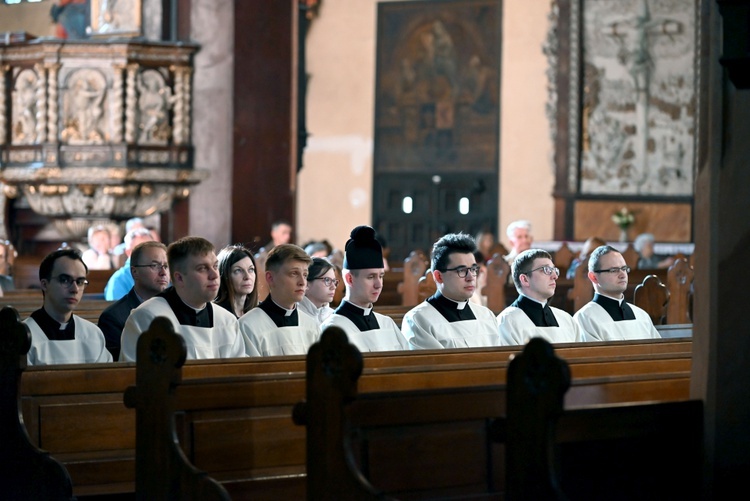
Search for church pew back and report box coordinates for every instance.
[18,334,692,497]
[295,331,700,500]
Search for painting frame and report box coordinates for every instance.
[88,0,143,38]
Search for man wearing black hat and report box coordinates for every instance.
[320,226,408,352]
[402,233,501,349]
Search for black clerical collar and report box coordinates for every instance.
[31,307,75,341]
[258,295,299,328]
[427,292,476,322]
[593,293,636,321]
[159,286,214,327]
[510,294,559,327]
[334,300,380,331]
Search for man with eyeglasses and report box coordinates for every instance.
[320,225,408,352]
[24,248,112,365]
[573,245,660,341]
[240,244,320,356]
[402,233,500,349]
[120,236,249,361]
[497,249,581,345]
[103,227,155,301]
[98,241,170,360]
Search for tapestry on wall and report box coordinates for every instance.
[373,0,501,173]
[579,0,696,196]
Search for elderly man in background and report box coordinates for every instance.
[503,220,533,265]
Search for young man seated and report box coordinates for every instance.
[120,236,248,361]
[239,244,319,356]
[401,233,499,349]
[320,225,408,352]
[25,248,112,365]
[573,245,661,341]
[497,249,581,345]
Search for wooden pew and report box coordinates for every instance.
[123,317,230,500]
[397,250,428,307]
[484,253,510,313]
[634,274,670,325]
[295,331,702,500]
[19,332,693,498]
[0,306,74,500]
[667,258,693,324]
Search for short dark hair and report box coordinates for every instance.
[272,220,292,230]
[130,241,168,268]
[308,257,335,280]
[215,244,258,314]
[266,244,312,272]
[167,236,215,278]
[431,233,477,272]
[511,249,552,290]
[39,248,87,282]
[588,245,620,272]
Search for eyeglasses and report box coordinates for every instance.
[133,263,169,272]
[526,265,560,276]
[593,266,631,274]
[312,277,339,287]
[441,265,480,278]
[50,274,89,288]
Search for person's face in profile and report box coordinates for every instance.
[348,268,385,307]
[306,268,337,308]
[268,259,308,308]
[590,252,628,297]
[175,252,220,308]
[521,257,558,302]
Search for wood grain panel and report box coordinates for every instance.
[574,200,692,242]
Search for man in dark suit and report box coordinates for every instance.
[98,241,169,359]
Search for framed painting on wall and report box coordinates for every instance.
[372,0,502,260]
[88,0,142,38]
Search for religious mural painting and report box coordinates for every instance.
[374,0,500,174]
[373,0,501,260]
[579,0,696,196]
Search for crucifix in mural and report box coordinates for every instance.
[580,0,695,196]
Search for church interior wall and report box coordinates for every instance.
[298,0,555,252]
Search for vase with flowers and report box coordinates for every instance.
[611,207,635,242]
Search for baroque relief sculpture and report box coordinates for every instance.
[137,69,175,145]
[579,0,695,196]
[62,69,108,144]
[12,69,39,145]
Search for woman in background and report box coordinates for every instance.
[299,257,337,326]
[215,244,258,318]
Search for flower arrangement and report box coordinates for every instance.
[611,207,635,230]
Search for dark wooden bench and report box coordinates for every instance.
[15,315,692,497]
[295,329,703,500]
[0,306,75,500]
